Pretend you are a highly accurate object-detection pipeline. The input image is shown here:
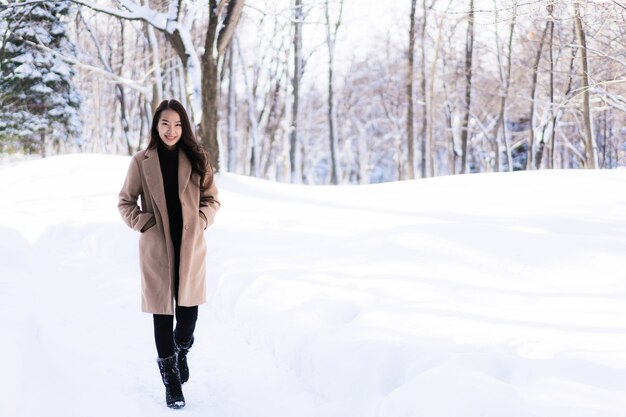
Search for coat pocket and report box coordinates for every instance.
[138,224,168,268]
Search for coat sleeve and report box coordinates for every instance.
[199,166,220,230]
[118,156,154,232]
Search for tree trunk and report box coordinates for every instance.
[536,7,554,170]
[327,44,339,184]
[197,0,244,171]
[573,1,598,169]
[492,0,516,172]
[444,102,455,174]
[441,47,456,174]
[116,20,133,155]
[460,0,474,174]
[227,42,237,172]
[145,24,162,113]
[407,0,417,180]
[325,0,343,185]
[548,26,578,169]
[40,131,47,158]
[200,0,220,171]
[419,0,428,178]
[262,77,285,178]
[526,22,549,170]
[236,42,259,176]
[291,0,303,183]
[428,0,452,178]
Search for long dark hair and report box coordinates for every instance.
[148,99,210,180]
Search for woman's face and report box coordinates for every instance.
[158,109,182,149]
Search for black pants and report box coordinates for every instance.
[153,244,198,358]
[153,305,198,358]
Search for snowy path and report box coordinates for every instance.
[0,224,337,417]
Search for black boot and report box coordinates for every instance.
[156,354,185,409]
[174,336,194,384]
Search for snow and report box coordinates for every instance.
[1,154,626,417]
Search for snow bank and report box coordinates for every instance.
[210,169,626,416]
[1,154,625,417]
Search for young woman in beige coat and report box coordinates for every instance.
[118,99,220,409]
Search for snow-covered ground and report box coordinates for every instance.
[1,154,626,417]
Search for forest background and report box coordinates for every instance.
[0,0,624,185]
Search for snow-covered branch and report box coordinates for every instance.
[592,87,626,114]
[0,0,49,10]
[69,0,168,30]
[25,35,149,95]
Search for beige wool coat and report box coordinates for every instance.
[118,147,220,315]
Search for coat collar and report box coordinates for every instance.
[142,147,167,217]
[177,148,192,198]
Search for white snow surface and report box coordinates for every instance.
[1,154,626,417]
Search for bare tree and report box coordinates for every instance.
[535,2,555,169]
[235,40,261,176]
[291,0,303,182]
[202,0,244,171]
[492,0,516,172]
[460,0,474,174]
[427,0,450,177]
[573,0,598,168]
[418,0,428,178]
[226,41,237,172]
[324,0,344,184]
[407,0,417,179]
[526,21,548,170]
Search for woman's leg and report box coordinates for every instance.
[174,305,198,342]
[174,305,197,384]
[153,314,175,358]
[154,313,184,407]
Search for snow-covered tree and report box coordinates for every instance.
[0,0,82,156]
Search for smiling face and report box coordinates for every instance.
[157,109,182,149]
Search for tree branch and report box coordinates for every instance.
[0,0,49,10]
[216,0,245,57]
[68,0,168,31]
[24,35,150,94]
[610,0,626,12]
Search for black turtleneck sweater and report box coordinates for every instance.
[157,142,183,252]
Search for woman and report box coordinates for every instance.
[118,99,220,408]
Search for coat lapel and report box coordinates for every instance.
[178,150,192,198]
[142,148,168,218]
